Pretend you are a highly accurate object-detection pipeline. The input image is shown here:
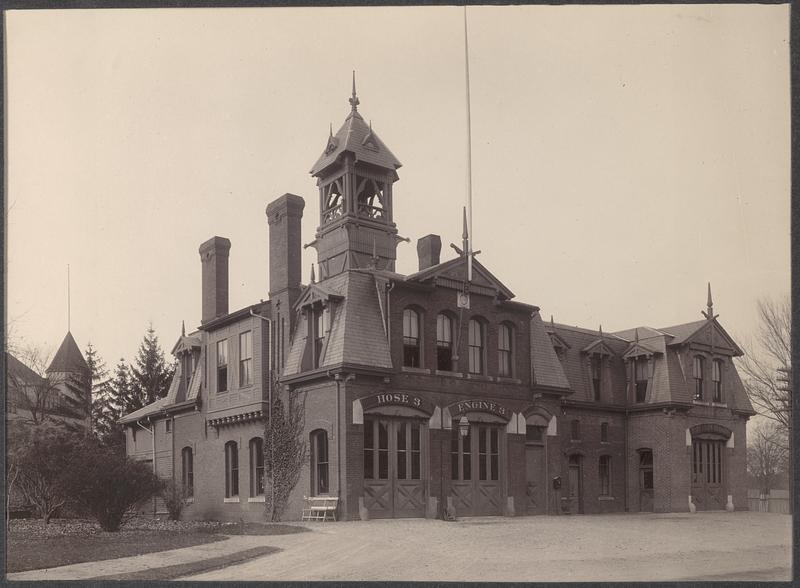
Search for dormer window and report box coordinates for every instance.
[312,306,328,368]
[436,313,454,371]
[590,355,602,401]
[635,357,648,403]
[712,359,723,402]
[693,355,705,400]
[402,308,420,368]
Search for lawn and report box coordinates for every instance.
[6,517,307,573]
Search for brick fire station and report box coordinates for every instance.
[120,84,755,521]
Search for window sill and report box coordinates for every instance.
[692,400,710,406]
[466,373,493,382]
[401,367,431,375]
[248,496,266,503]
[598,496,615,501]
[525,441,545,447]
[224,497,240,503]
[434,370,463,378]
[711,402,728,408]
[497,377,522,384]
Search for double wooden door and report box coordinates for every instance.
[691,439,725,510]
[450,424,504,516]
[363,417,426,518]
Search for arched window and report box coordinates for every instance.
[635,357,648,403]
[224,441,239,498]
[181,447,194,497]
[712,359,723,403]
[693,356,705,400]
[468,318,485,375]
[402,308,421,368]
[436,313,453,371]
[249,437,264,497]
[599,455,611,496]
[310,430,329,495]
[498,323,513,377]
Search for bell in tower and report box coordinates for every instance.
[308,74,404,279]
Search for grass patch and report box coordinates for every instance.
[87,546,280,581]
[7,530,227,573]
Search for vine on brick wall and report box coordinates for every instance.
[263,381,307,522]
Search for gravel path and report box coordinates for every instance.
[186,512,792,582]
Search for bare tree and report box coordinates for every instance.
[737,296,791,444]
[7,346,85,429]
[747,421,789,495]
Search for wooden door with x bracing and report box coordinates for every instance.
[363,417,426,518]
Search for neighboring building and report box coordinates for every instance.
[120,85,755,521]
[7,331,92,432]
[7,331,92,516]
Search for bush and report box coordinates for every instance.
[65,442,164,531]
[161,479,190,521]
[8,425,83,525]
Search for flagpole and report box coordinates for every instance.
[463,5,474,283]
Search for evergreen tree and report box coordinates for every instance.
[86,342,111,437]
[129,324,174,409]
[94,357,127,446]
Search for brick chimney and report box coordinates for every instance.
[266,194,305,370]
[417,234,442,271]
[199,236,231,324]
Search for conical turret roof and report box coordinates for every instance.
[47,331,89,374]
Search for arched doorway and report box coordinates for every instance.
[689,424,731,511]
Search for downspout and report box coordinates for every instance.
[136,418,156,516]
[386,282,395,345]
[249,309,274,514]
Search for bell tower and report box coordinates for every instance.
[308,75,403,279]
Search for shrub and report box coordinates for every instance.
[65,442,163,531]
[8,425,82,525]
[161,479,190,521]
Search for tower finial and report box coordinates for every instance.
[702,282,716,319]
[181,320,186,337]
[329,122,333,138]
[599,324,604,338]
[349,70,360,112]
[310,263,316,284]
[550,314,555,328]
[634,327,639,344]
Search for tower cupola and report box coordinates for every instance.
[308,74,404,279]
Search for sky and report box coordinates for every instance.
[6,5,790,372]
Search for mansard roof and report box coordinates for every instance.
[530,312,570,391]
[284,270,393,377]
[47,332,89,374]
[310,108,402,177]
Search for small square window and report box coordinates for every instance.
[526,425,544,444]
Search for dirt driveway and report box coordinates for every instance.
[186,511,791,582]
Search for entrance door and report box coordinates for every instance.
[524,442,546,515]
[638,450,654,512]
[363,417,426,518]
[691,439,725,510]
[567,454,583,514]
[450,424,503,516]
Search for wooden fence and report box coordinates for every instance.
[747,489,790,514]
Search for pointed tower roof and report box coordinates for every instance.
[47,331,89,374]
[310,74,402,176]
